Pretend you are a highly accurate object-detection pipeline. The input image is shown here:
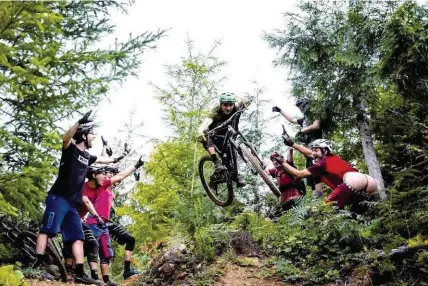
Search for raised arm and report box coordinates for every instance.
[282,161,312,178]
[302,119,321,133]
[96,142,130,164]
[286,148,294,163]
[272,106,299,125]
[63,111,92,149]
[110,156,145,185]
[282,134,314,158]
[63,123,79,149]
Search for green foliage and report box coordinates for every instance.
[0,265,27,286]
[0,0,165,219]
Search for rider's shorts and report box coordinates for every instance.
[107,222,133,245]
[62,222,99,259]
[326,183,371,208]
[40,194,84,242]
[202,134,225,150]
[88,224,114,261]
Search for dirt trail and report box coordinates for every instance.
[214,263,288,286]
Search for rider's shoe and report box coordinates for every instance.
[105,280,119,286]
[74,274,102,285]
[123,269,139,280]
[214,160,227,172]
[236,174,246,187]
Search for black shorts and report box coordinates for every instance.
[63,222,98,259]
[107,223,132,245]
[201,134,226,151]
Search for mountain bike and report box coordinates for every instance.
[199,108,281,206]
[0,215,67,282]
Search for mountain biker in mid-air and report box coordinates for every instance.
[279,136,378,209]
[198,92,250,187]
[273,98,323,197]
[82,157,144,285]
[34,111,126,285]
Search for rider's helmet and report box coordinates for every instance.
[296,98,310,114]
[219,92,236,104]
[309,139,333,154]
[86,164,105,180]
[73,121,94,147]
[104,164,119,175]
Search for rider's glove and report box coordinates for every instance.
[282,133,294,147]
[272,106,281,113]
[101,136,108,147]
[134,172,140,181]
[113,143,130,163]
[297,118,304,127]
[134,156,145,169]
[106,147,113,157]
[95,215,105,228]
[78,110,92,124]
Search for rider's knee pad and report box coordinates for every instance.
[100,257,110,265]
[62,241,73,259]
[125,236,135,251]
[86,246,99,264]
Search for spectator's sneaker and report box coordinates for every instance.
[74,274,102,285]
[123,269,139,280]
[41,271,55,281]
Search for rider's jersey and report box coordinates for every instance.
[80,179,112,219]
[207,105,239,133]
[49,143,97,203]
[306,154,357,190]
[86,179,115,223]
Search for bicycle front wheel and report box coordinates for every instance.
[199,155,234,206]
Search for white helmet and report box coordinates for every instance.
[309,139,333,153]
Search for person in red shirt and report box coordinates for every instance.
[265,149,305,220]
[83,157,144,286]
[279,137,378,208]
[266,149,304,207]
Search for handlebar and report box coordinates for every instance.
[205,108,245,137]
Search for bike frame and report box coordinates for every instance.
[208,109,267,178]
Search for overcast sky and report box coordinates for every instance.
[90,0,302,156]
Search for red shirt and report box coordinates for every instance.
[86,179,115,224]
[269,162,301,202]
[80,179,112,219]
[307,154,357,190]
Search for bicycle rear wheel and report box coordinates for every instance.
[199,155,234,206]
[22,231,68,282]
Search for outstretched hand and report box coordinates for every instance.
[134,156,145,169]
[134,172,141,181]
[272,106,281,112]
[101,136,108,146]
[106,147,113,157]
[78,110,92,124]
[123,143,131,155]
[282,133,294,147]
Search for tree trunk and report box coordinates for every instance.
[354,95,387,200]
